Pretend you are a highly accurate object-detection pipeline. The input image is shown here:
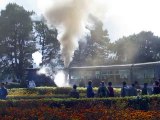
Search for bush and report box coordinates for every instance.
[0,102,160,120]
[1,95,160,110]
[128,97,150,110]
[7,87,122,97]
[6,83,22,89]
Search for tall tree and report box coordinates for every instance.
[71,18,110,66]
[34,17,61,67]
[113,31,160,64]
[0,3,36,81]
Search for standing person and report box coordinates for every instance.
[134,81,141,95]
[69,84,79,98]
[87,81,94,98]
[97,81,108,97]
[142,83,148,95]
[0,83,8,100]
[135,81,141,90]
[121,81,129,97]
[129,84,137,96]
[107,82,114,97]
[152,81,160,94]
[28,80,36,88]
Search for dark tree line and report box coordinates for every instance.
[0,4,60,83]
[71,30,160,66]
[112,31,160,64]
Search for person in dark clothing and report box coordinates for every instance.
[97,81,108,97]
[152,81,160,94]
[69,84,79,98]
[107,82,114,97]
[129,84,137,96]
[87,81,94,98]
[142,83,148,95]
[0,83,8,100]
[135,81,141,90]
[121,81,129,97]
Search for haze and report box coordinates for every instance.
[0,0,160,41]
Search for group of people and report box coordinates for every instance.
[1,79,160,100]
[121,80,160,97]
[0,83,8,100]
[87,81,114,98]
[69,81,114,98]
[69,79,160,98]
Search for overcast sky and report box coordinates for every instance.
[0,0,160,42]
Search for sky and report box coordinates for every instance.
[0,0,160,42]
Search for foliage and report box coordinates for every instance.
[7,87,116,97]
[112,31,160,64]
[34,17,62,67]
[6,83,21,89]
[0,97,160,119]
[0,3,36,81]
[1,95,160,109]
[0,105,160,120]
[71,17,111,66]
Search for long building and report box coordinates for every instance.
[68,61,160,86]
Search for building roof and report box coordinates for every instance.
[70,61,160,70]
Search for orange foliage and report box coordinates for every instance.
[0,103,160,120]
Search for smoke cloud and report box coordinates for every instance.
[45,0,107,67]
[32,51,42,67]
[46,0,91,67]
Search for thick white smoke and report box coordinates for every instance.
[38,0,107,87]
[54,70,70,87]
[45,0,107,67]
[46,0,90,67]
[32,51,42,67]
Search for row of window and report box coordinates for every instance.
[70,68,154,81]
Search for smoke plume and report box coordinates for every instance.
[45,0,91,67]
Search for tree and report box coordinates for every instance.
[71,18,110,66]
[34,17,61,67]
[0,3,36,82]
[113,31,160,64]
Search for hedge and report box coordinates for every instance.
[8,87,121,97]
[1,95,160,111]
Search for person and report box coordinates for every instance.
[152,81,160,94]
[129,84,137,96]
[142,83,148,95]
[28,80,36,88]
[135,81,141,90]
[107,82,114,97]
[97,81,108,97]
[121,81,129,97]
[69,84,79,98]
[0,83,8,100]
[87,81,94,98]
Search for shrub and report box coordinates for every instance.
[6,87,111,97]
[7,83,22,89]
[2,95,160,110]
[1,105,160,120]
